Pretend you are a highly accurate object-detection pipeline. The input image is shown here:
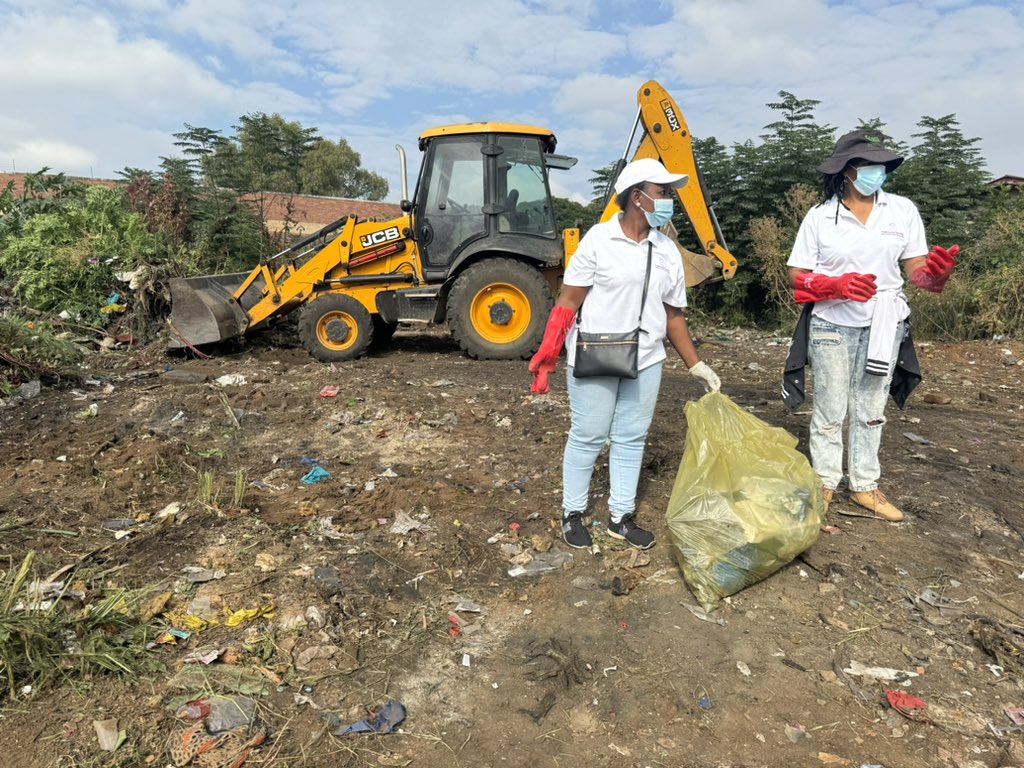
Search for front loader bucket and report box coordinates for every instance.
[167,273,253,349]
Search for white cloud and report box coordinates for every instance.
[0,0,1020,191]
[0,9,313,176]
[4,140,96,174]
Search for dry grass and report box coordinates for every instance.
[747,184,820,329]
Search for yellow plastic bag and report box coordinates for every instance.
[666,392,823,611]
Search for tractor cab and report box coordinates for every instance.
[412,124,576,282]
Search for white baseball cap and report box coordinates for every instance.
[613,158,689,195]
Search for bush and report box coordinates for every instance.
[0,315,84,390]
[747,184,820,329]
[0,187,163,325]
[909,202,1024,340]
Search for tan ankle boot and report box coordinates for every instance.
[850,489,903,522]
[822,488,834,514]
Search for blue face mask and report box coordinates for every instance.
[639,190,674,227]
[851,164,887,195]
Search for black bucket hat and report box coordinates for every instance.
[817,128,904,174]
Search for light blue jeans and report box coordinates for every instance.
[808,316,904,492]
[562,362,664,522]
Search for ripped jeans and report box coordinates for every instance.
[808,316,904,493]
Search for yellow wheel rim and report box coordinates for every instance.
[316,311,359,352]
[469,282,531,344]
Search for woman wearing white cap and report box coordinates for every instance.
[529,158,721,550]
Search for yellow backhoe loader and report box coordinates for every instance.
[167,80,738,362]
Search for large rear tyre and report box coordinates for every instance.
[446,258,553,360]
[299,294,373,362]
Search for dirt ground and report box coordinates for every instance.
[1,323,1023,768]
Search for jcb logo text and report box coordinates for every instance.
[359,227,401,249]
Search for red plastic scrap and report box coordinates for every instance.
[448,614,462,639]
[509,522,521,533]
[886,689,927,716]
[320,385,339,398]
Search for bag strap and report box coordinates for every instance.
[638,241,652,328]
[578,241,654,326]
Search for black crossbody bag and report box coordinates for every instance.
[572,243,652,380]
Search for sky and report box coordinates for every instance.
[1,0,1021,204]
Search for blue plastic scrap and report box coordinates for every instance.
[322,701,406,736]
[300,457,321,466]
[301,467,332,485]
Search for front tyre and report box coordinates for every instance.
[299,293,373,362]
[446,258,553,360]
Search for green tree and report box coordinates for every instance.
[886,114,989,246]
[225,112,318,195]
[551,196,595,236]
[588,162,618,209]
[300,138,388,199]
[758,92,836,206]
[0,168,88,247]
[170,124,273,266]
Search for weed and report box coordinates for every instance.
[0,315,84,386]
[0,551,159,702]
[194,448,226,460]
[196,470,220,509]
[233,469,248,509]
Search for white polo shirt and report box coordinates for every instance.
[787,190,928,327]
[563,215,688,371]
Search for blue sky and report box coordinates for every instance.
[1,0,1021,203]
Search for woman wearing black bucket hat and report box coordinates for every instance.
[785,128,959,522]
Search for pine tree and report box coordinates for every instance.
[886,114,989,246]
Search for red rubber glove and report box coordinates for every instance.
[794,272,877,304]
[528,306,576,394]
[910,244,959,293]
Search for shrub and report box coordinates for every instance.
[0,187,163,325]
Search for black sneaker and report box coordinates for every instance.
[606,515,655,549]
[562,512,592,549]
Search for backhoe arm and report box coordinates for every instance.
[601,80,738,284]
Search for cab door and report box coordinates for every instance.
[415,136,487,281]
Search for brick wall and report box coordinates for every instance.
[0,173,403,232]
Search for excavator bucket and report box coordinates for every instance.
[167,273,253,349]
[678,246,722,288]
[166,218,348,350]
[660,220,722,288]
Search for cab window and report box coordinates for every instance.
[497,136,555,237]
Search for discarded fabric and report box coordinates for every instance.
[301,467,332,485]
[324,700,406,736]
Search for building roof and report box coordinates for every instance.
[987,174,1024,186]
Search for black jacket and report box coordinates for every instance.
[781,304,922,411]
